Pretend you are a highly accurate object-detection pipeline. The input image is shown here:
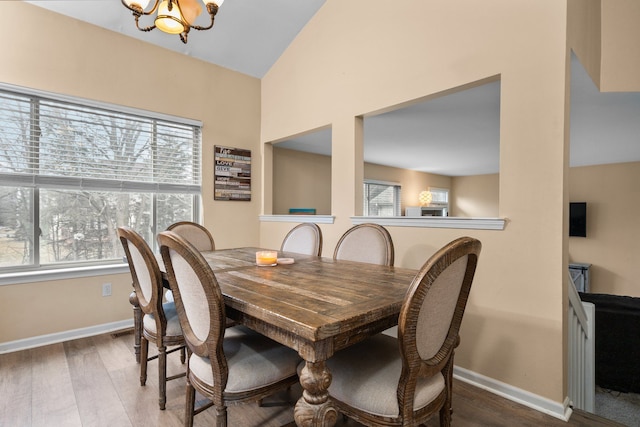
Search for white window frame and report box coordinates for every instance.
[427,187,450,209]
[363,180,402,217]
[0,83,202,276]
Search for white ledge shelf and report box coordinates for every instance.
[259,215,335,224]
[351,216,507,230]
[259,215,505,230]
[0,263,129,286]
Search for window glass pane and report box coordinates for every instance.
[156,123,200,185]
[38,102,155,181]
[430,188,449,205]
[364,183,400,216]
[39,190,152,264]
[0,187,33,267]
[156,193,196,233]
[0,85,201,272]
[0,92,32,174]
[35,102,199,186]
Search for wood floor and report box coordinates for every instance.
[0,329,622,427]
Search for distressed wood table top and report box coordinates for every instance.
[216,254,416,347]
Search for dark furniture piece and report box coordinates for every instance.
[580,292,640,393]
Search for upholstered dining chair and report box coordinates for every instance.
[158,231,301,427]
[325,236,481,426]
[280,222,323,256]
[333,223,394,266]
[118,227,186,410]
[166,221,215,251]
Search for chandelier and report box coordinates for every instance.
[121,0,224,44]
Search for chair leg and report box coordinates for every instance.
[215,406,227,427]
[185,381,196,427]
[159,344,167,410]
[440,353,455,426]
[140,336,149,386]
[129,291,142,363]
[180,346,186,364]
[439,405,452,426]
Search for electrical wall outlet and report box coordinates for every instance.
[102,282,112,297]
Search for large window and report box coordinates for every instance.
[0,85,201,272]
[363,180,401,216]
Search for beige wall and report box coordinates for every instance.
[569,0,640,91]
[0,2,261,343]
[273,147,332,215]
[568,0,602,88]
[272,147,454,216]
[600,0,640,91]
[569,162,640,297]
[451,174,500,217]
[452,164,640,298]
[364,163,451,214]
[261,0,570,403]
[445,164,640,298]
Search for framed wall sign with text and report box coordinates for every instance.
[214,146,251,201]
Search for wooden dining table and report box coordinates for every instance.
[140,247,418,427]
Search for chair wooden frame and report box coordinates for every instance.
[329,236,481,426]
[158,231,300,427]
[280,222,323,256]
[167,221,215,252]
[333,223,395,266]
[118,227,186,410]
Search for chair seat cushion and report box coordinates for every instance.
[189,325,300,393]
[326,334,445,418]
[143,302,183,338]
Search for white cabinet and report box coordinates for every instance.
[405,206,448,217]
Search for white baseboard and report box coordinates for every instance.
[0,319,134,354]
[454,365,573,421]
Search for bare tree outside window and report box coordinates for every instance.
[0,87,201,270]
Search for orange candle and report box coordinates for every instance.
[256,251,278,266]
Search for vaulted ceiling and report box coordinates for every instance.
[29,1,640,176]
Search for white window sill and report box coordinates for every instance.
[259,215,335,224]
[351,216,507,230]
[0,263,130,286]
[259,215,506,230]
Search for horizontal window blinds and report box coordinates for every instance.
[363,181,402,216]
[0,90,201,193]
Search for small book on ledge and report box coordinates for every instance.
[289,208,316,215]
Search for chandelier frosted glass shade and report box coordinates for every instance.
[121,0,223,43]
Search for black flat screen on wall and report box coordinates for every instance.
[570,202,587,237]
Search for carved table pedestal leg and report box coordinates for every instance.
[129,290,142,363]
[294,361,338,427]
